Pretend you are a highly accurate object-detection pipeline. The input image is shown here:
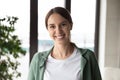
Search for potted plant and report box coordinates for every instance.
[0,16,26,80]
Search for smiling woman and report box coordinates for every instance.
[47,14,71,39]
[28,7,102,80]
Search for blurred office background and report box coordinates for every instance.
[0,0,120,80]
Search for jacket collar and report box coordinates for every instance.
[39,44,87,69]
[39,47,53,67]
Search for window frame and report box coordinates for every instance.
[30,0,38,62]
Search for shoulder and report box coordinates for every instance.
[77,48,99,68]
[29,50,51,69]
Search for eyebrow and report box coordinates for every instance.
[48,20,68,26]
[48,24,54,27]
[62,20,68,23]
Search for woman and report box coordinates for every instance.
[28,7,102,80]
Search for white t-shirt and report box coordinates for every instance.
[44,47,81,80]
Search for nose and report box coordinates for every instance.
[56,26,62,34]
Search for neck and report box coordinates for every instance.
[52,43,74,59]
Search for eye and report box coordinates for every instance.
[48,25,55,29]
[61,23,66,26]
[61,23,67,27]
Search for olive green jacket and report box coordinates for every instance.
[28,45,102,80]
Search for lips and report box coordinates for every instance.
[57,36,64,39]
[55,34,65,39]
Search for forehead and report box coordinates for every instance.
[47,13,67,24]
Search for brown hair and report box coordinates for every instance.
[45,7,73,29]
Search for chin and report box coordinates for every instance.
[55,40,68,45]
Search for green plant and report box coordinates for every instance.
[0,16,26,80]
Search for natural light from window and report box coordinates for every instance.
[38,0,65,52]
[0,0,30,80]
[71,0,96,51]
[0,0,96,79]
[38,0,96,52]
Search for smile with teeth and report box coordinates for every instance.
[56,35,64,39]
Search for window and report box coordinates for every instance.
[38,0,96,52]
[71,0,96,51]
[38,0,65,52]
[0,0,30,80]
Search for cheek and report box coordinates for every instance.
[65,29,71,35]
[67,31,71,38]
[48,31,54,37]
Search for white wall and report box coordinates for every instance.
[118,4,120,67]
[99,0,120,78]
[99,0,107,76]
[105,0,120,68]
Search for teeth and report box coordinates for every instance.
[56,35,64,39]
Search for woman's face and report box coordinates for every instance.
[47,13,72,45]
